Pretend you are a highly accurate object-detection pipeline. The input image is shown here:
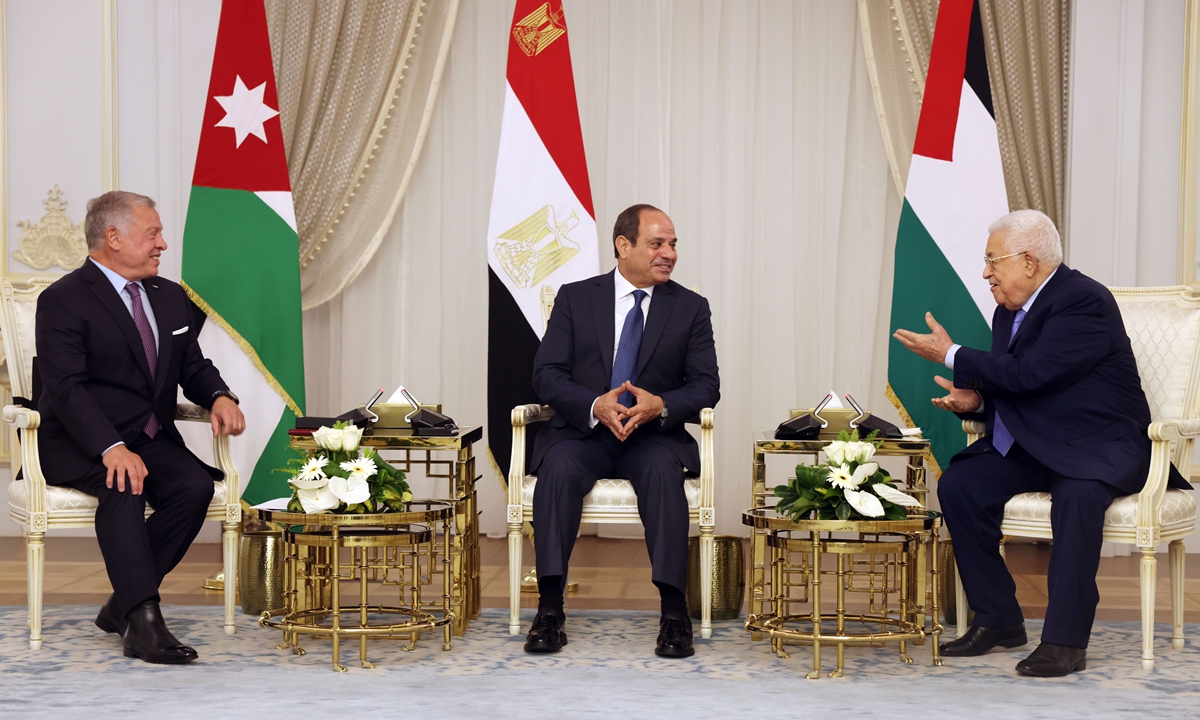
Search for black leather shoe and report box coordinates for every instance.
[122,600,198,665]
[655,611,695,658]
[95,594,126,636]
[1015,642,1087,677]
[524,610,567,654]
[939,623,1027,657]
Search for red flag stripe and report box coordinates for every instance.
[192,0,291,192]
[912,0,974,162]
[505,0,594,219]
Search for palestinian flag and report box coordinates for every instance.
[486,0,599,480]
[887,0,1008,473]
[181,0,304,505]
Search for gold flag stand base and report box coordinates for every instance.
[520,567,579,593]
[202,571,225,592]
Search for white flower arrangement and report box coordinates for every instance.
[282,422,412,515]
[774,430,923,521]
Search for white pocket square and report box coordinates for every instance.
[172,326,189,335]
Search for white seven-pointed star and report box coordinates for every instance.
[213,75,279,148]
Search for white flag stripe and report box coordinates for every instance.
[177,321,285,496]
[254,190,298,234]
[904,80,1009,327]
[486,82,599,339]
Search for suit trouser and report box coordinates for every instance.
[938,442,1122,648]
[532,431,690,594]
[49,435,215,618]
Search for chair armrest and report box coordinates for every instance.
[698,408,715,521]
[962,419,985,445]
[1132,421,1182,547]
[1162,418,1200,438]
[176,403,211,423]
[4,405,47,518]
[507,405,553,507]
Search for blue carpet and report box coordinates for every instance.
[1,606,1198,719]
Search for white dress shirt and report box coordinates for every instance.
[589,269,654,427]
[89,257,160,454]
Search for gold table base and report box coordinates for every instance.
[258,502,457,672]
[743,510,944,678]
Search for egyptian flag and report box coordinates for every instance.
[887,0,1008,473]
[180,0,305,505]
[486,0,600,480]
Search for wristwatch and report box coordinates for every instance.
[212,389,240,405]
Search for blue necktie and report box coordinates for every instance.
[611,289,647,409]
[991,308,1026,456]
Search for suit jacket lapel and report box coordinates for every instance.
[593,271,616,380]
[636,282,676,378]
[83,261,154,384]
[144,280,172,395]
[1009,265,1070,351]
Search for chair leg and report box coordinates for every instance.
[508,522,523,636]
[955,561,968,638]
[1140,546,1157,670]
[27,531,44,650]
[699,528,714,639]
[223,520,238,636]
[1170,539,1185,651]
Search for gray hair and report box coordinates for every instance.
[84,191,156,251]
[987,209,1062,267]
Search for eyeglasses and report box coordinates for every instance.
[983,251,1026,268]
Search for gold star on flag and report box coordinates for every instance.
[213,75,279,148]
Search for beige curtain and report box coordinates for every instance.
[859,0,1069,230]
[264,0,460,310]
[979,0,1070,229]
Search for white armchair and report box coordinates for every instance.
[507,404,716,638]
[952,285,1199,669]
[1,278,241,649]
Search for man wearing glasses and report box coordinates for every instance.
[893,209,1189,677]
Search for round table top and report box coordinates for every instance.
[741,506,940,533]
[258,499,455,526]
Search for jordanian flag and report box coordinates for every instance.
[181,0,304,505]
[487,0,599,478]
[887,0,1007,473]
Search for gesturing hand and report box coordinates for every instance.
[593,384,633,440]
[893,312,954,364]
[211,396,246,437]
[617,383,665,439]
[103,444,148,495]
[930,375,982,413]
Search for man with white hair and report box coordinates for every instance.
[894,209,1190,677]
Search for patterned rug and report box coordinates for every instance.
[1,606,1198,719]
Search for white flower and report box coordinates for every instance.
[340,456,378,479]
[874,483,924,508]
[328,473,371,505]
[293,456,329,484]
[828,462,878,490]
[341,424,364,452]
[847,441,876,464]
[824,441,849,466]
[297,484,340,513]
[844,488,885,517]
[312,426,344,451]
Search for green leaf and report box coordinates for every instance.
[884,503,908,521]
[836,502,851,521]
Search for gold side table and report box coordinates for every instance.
[290,426,483,635]
[750,433,933,637]
[258,502,456,672]
[742,508,944,678]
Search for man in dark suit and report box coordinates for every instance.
[36,191,245,664]
[894,209,1190,677]
[524,204,720,657]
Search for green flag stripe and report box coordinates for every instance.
[888,199,992,471]
[181,185,305,409]
[241,409,301,506]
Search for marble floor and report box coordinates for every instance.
[2,535,1198,622]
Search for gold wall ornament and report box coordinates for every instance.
[494,204,581,289]
[13,187,88,272]
[513,2,566,57]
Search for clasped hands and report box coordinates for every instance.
[593,381,664,441]
[892,311,982,414]
[103,396,247,495]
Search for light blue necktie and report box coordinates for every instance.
[991,308,1026,456]
[610,289,647,409]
